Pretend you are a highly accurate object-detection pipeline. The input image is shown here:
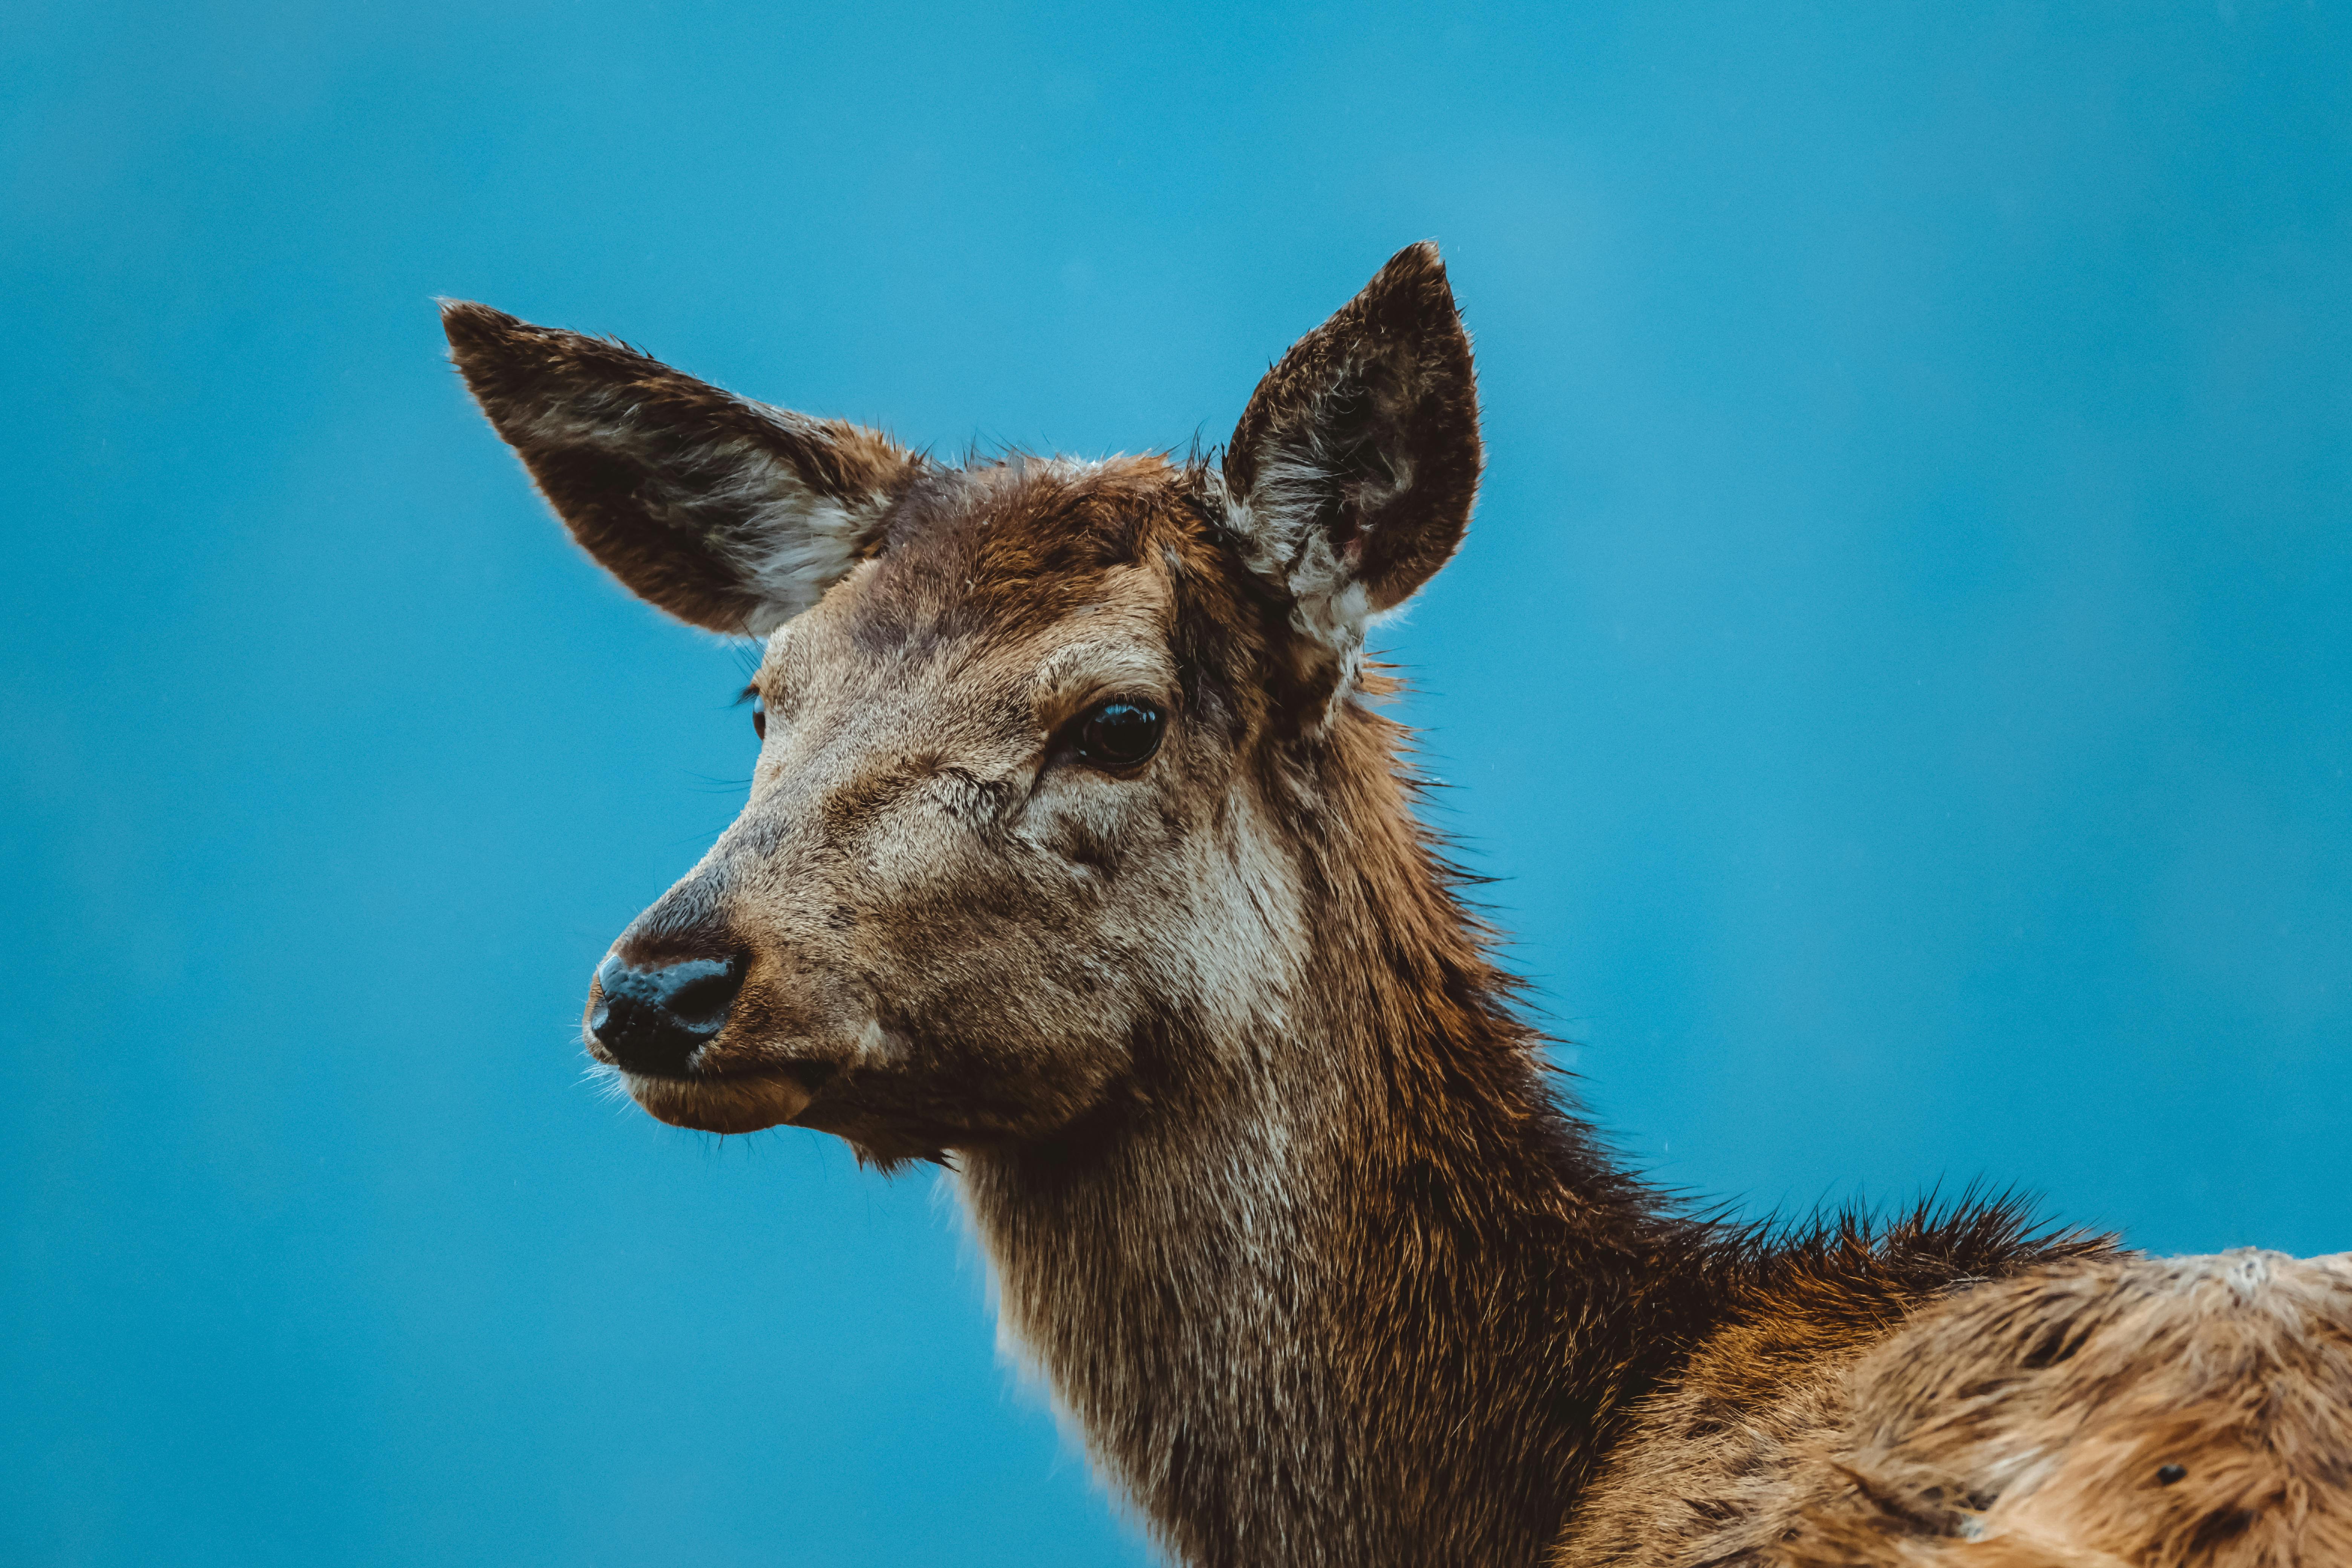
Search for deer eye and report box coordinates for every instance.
[1074,700,1164,771]
[741,686,767,741]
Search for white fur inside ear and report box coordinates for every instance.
[509,383,900,635]
[1206,466,1374,695]
[715,451,895,634]
[1213,347,1420,679]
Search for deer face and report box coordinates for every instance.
[601,459,1300,1161]
[446,244,1480,1164]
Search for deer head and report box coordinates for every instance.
[444,243,1480,1168]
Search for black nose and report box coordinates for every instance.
[588,951,747,1076]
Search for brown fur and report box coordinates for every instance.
[444,245,2352,1565]
[1562,1249,2352,1566]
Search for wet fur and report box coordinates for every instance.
[446,246,2352,1565]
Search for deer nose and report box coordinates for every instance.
[588,951,746,1076]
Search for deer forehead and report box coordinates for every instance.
[756,505,1188,733]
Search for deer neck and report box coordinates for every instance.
[954,722,1687,1567]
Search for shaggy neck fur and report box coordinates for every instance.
[956,703,1712,1568]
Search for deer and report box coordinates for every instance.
[443,244,2352,1567]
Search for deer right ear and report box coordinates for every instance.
[1219,242,1482,674]
[441,303,923,635]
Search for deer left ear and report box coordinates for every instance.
[1220,242,1482,671]
[441,301,923,636]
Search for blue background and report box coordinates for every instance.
[5,3,2348,1563]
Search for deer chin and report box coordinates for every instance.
[621,1068,817,1135]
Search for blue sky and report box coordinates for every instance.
[5,3,2349,1563]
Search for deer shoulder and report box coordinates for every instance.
[1563,1247,2352,1566]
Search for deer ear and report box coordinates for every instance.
[1219,242,1482,665]
[441,302,923,635]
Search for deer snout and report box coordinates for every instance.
[587,949,746,1077]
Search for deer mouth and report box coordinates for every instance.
[617,1061,837,1135]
